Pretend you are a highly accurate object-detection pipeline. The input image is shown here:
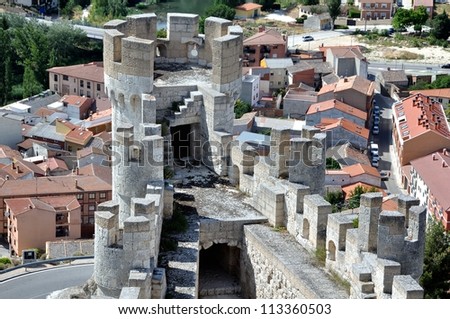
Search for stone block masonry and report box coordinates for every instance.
[241,224,349,299]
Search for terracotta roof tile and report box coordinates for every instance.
[78,163,112,185]
[236,3,263,11]
[61,95,94,109]
[334,75,374,97]
[244,29,286,46]
[410,88,450,100]
[393,93,450,142]
[65,127,93,145]
[342,182,385,200]
[341,163,380,178]
[47,62,104,84]
[307,99,367,120]
[0,175,111,198]
[410,150,450,210]
[317,118,369,139]
[37,158,69,172]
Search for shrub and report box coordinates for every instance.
[162,203,188,234]
[296,17,305,24]
[348,7,361,18]
[0,257,12,265]
[136,2,149,10]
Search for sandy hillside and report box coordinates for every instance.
[298,34,450,65]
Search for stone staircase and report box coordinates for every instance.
[351,264,377,299]
[171,91,203,126]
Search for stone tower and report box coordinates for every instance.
[94,14,165,298]
[93,13,243,298]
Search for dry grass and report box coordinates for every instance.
[382,48,424,60]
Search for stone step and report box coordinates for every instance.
[360,282,375,294]
[351,264,372,282]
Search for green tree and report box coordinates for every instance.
[393,7,428,32]
[255,0,276,10]
[234,99,252,119]
[0,16,13,105]
[326,157,341,169]
[392,8,413,30]
[327,0,341,29]
[420,220,450,298]
[347,185,378,209]
[213,0,240,7]
[431,11,450,40]
[205,3,236,20]
[411,6,429,32]
[325,190,345,213]
[22,61,43,98]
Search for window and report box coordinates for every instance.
[89,217,95,224]
[381,3,387,8]
[56,226,69,237]
[83,216,89,224]
[54,84,58,91]
[381,12,386,18]
[80,89,84,96]
[438,98,443,103]
[54,74,58,81]
[88,205,95,211]
[77,193,83,200]
[63,75,69,81]
[100,192,106,199]
[80,80,84,87]
[87,82,91,89]
[97,83,101,91]
[74,88,76,93]
[86,91,91,98]
[89,193,96,199]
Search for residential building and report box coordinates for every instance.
[77,147,108,168]
[358,0,393,19]
[60,95,95,120]
[5,196,81,256]
[260,58,293,90]
[326,163,382,187]
[409,150,450,230]
[0,112,26,149]
[83,108,112,134]
[235,2,263,19]
[410,88,450,109]
[287,60,334,89]
[47,62,105,98]
[318,75,375,112]
[324,46,369,78]
[0,161,34,181]
[316,118,369,149]
[241,75,260,106]
[378,69,409,93]
[283,88,318,119]
[342,182,386,200]
[36,157,70,176]
[413,0,434,18]
[243,28,287,67]
[0,175,112,239]
[306,99,367,127]
[326,142,371,167]
[392,93,450,168]
[304,13,332,31]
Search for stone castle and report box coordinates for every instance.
[92,13,426,299]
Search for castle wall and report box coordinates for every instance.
[240,224,349,299]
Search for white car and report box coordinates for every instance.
[370,142,379,156]
[371,158,379,168]
[373,125,380,135]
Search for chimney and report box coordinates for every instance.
[444,148,448,156]
[12,162,15,169]
[442,160,448,168]
[432,153,437,160]
[76,167,79,175]
[16,165,20,174]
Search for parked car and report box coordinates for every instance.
[380,170,390,181]
[373,125,380,135]
[442,63,450,69]
[302,35,314,42]
[374,116,380,126]
[370,142,379,156]
[371,158,379,168]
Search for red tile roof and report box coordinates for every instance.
[236,3,263,11]
[47,62,104,84]
[37,158,69,172]
[65,127,94,146]
[0,175,111,198]
[393,93,450,142]
[410,88,450,100]
[307,99,367,120]
[410,150,450,210]
[78,163,112,185]
[61,95,94,109]
[317,118,369,139]
[0,161,34,180]
[5,195,80,216]
[342,163,380,178]
[342,182,385,200]
[17,138,45,150]
[334,75,374,97]
[244,29,286,46]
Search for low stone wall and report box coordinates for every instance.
[240,224,349,299]
[46,239,94,259]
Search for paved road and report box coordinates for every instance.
[371,94,406,195]
[0,263,93,299]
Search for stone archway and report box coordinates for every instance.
[199,243,241,298]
